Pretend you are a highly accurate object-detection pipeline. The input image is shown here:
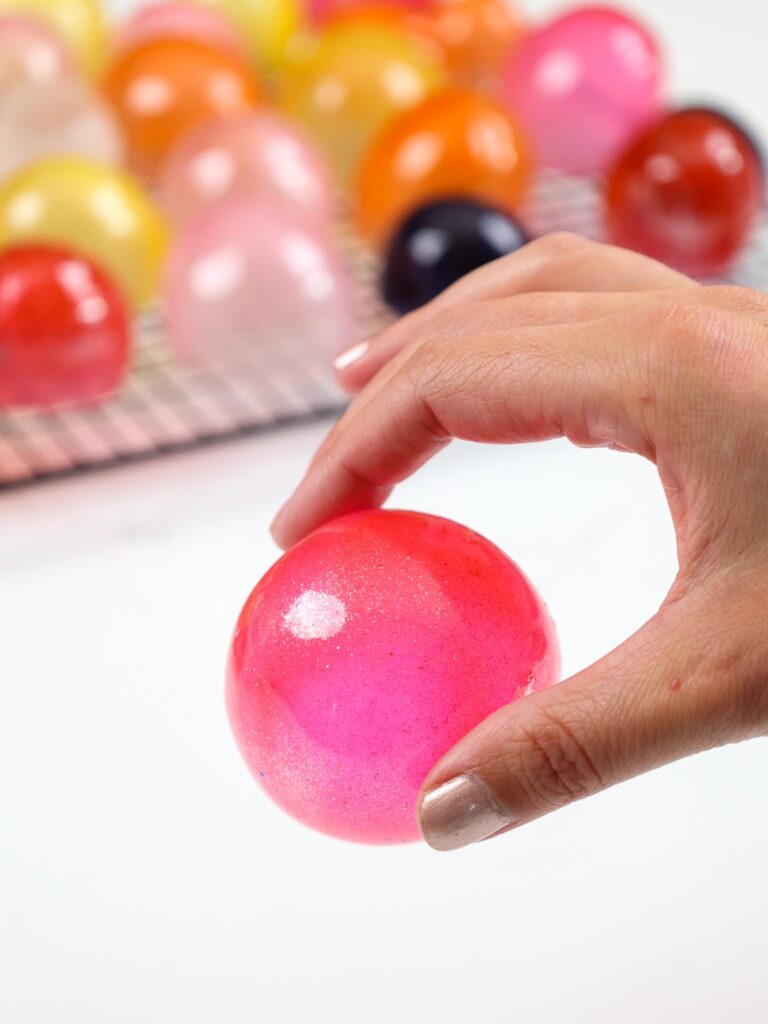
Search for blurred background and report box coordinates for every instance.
[2,0,767,1021]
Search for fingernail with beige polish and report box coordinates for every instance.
[333,340,370,371]
[419,774,515,852]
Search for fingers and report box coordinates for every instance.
[417,582,768,851]
[336,234,693,393]
[272,304,659,549]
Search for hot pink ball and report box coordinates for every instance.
[158,112,334,229]
[165,196,359,365]
[227,510,560,844]
[115,1,245,56]
[501,5,663,175]
[307,0,431,28]
[0,15,74,92]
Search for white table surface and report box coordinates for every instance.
[3,2,768,1022]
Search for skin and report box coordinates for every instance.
[271,233,768,847]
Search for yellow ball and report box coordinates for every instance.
[0,0,108,77]
[198,0,300,70]
[280,23,446,185]
[0,157,169,308]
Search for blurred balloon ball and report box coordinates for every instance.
[0,157,168,308]
[0,78,123,183]
[425,0,526,83]
[280,21,446,185]
[356,88,532,243]
[308,0,431,27]
[197,0,301,70]
[159,111,334,230]
[501,6,663,174]
[0,245,130,409]
[606,108,764,277]
[165,197,360,367]
[0,14,74,92]
[383,197,530,314]
[0,0,108,76]
[103,37,262,181]
[115,1,246,57]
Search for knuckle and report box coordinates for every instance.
[511,710,607,811]
[527,230,590,260]
[658,297,767,384]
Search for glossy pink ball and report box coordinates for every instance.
[501,6,663,174]
[227,509,560,844]
[115,1,245,56]
[158,112,334,229]
[165,196,359,366]
[0,14,74,92]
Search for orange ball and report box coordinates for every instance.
[102,37,262,180]
[426,0,526,82]
[355,87,532,243]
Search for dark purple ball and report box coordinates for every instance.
[382,198,530,315]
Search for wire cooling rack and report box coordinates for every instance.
[1,170,767,490]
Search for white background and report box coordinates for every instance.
[2,1,768,1021]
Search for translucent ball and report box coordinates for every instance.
[0,14,74,92]
[501,6,663,174]
[158,111,334,230]
[0,0,108,77]
[0,78,123,183]
[165,196,361,367]
[227,509,560,844]
[114,1,246,58]
[197,0,301,71]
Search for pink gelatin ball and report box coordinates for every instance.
[115,1,246,57]
[227,509,560,844]
[158,111,334,229]
[0,14,74,93]
[165,196,360,365]
[307,0,431,28]
[501,5,663,174]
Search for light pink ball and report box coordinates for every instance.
[0,15,74,92]
[158,112,335,229]
[165,196,360,366]
[501,6,663,175]
[115,1,245,57]
[307,0,431,28]
[227,509,560,844]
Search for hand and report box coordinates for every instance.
[272,233,768,852]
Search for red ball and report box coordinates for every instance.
[0,246,131,408]
[606,108,764,277]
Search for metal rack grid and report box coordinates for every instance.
[1,170,766,491]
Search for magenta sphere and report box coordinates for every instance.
[114,2,245,56]
[227,509,560,844]
[165,196,360,366]
[501,5,663,174]
[158,112,335,229]
[0,15,74,93]
[307,0,432,27]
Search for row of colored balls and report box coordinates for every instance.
[0,0,764,411]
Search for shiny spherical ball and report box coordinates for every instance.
[0,14,74,92]
[0,245,130,408]
[308,0,431,27]
[0,78,123,183]
[355,87,532,243]
[0,157,169,308]
[197,0,301,70]
[424,0,526,84]
[158,111,334,229]
[115,1,246,57]
[102,37,262,181]
[164,196,361,367]
[383,197,530,313]
[606,108,764,277]
[280,21,446,185]
[0,0,108,77]
[501,6,663,174]
[227,509,560,844]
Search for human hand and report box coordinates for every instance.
[272,233,768,851]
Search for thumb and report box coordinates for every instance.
[417,589,760,851]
